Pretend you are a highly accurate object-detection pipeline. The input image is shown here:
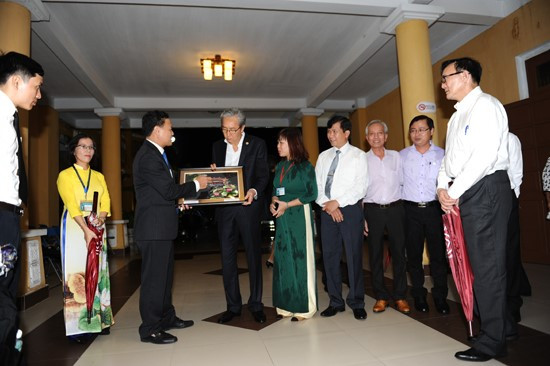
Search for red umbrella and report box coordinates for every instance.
[85,191,104,323]
[442,207,475,338]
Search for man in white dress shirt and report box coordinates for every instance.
[0,51,43,362]
[437,57,512,362]
[315,115,368,320]
[363,120,410,315]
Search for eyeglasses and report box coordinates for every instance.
[221,127,241,134]
[77,145,96,151]
[409,128,431,134]
[441,71,463,84]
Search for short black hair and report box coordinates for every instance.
[142,110,170,137]
[441,57,482,84]
[327,115,351,133]
[409,115,434,130]
[68,133,96,164]
[0,51,44,85]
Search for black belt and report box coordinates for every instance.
[0,202,24,216]
[403,200,438,208]
[365,200,402,209]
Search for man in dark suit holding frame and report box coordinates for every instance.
[211,108,269,324]
[133,110,210,344]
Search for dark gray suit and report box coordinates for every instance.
[133,140,198,338]
[212,134,269,313]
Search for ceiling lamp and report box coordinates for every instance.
[201,54,235,81]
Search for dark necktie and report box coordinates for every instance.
[162,151,173,177]
[13,112,28,205]
[325,150,341,199]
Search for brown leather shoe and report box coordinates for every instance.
[395,299,411,314]
[373,300,388,313]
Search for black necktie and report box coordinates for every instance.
[13,112,28,205]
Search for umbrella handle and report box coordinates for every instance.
[468,321,473,337]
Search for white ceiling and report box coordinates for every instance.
[18,0,530,128]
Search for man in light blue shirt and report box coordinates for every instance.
[400,115,449,315]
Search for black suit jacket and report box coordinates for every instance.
[212,134,269,200]
[133,140,198,241]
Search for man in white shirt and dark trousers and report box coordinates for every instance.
[437,57,513,362]
[315,115,368,320]
[0,51,44,363]
[506,133,531,324]
[400,115,449,315]
[363,120,410,315]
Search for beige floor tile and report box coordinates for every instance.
[171,339,273,366]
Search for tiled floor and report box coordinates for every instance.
[19,234,550,366]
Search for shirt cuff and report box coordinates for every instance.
[193,179,201,192]
[250,188,258,200]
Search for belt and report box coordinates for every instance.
[365,200,402,209]
[0,201,24,216]
[403,200,438,208]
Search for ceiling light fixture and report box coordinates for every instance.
[201,54,235,81]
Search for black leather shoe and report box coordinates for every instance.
[99,327,110,335]
[414,297,429,313]
[265,260,274,268]
[353,308,367,320]
[434,298,450,315]
[455,348,492,362]
[164,317,194,331]
[320,305,345,317]
[141,331,177,344]
[252,310,266,323]
[218,310,241,324]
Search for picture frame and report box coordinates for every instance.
[178,167,245,205]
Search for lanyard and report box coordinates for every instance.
[72,165,91,199]
[279,162,294,185]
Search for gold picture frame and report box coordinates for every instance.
[178,167,245,205]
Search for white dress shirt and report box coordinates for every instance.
[315,142,368,208]
[507,133,522,198]
[363,149,402,204]
[0,90,20,206]
[224,132,245,167]
[437,86,509,199]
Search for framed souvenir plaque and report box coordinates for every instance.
[178,167,245,205]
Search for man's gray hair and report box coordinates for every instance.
[220,108,246,126]
[366,119,388,134]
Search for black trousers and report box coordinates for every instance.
[460,170,513,356]
[506,191,531,322]
[364,203,407,300]
[404,203,448,300]
[321,202,364,309]
[137,240,176,338]
[0,210,21,347]
[217,203,263,313]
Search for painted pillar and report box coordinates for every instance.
[350,107,368,151]
[395,19,439,146]
[29,106,59,227]
[298,108,323,166]
[95,108,127,251]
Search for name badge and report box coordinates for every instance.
[276,187,286,196]
[80,200,93,212]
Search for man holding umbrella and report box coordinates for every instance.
[437,57,514,362]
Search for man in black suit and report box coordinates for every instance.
[211,108,269,324]
[133,110,210,344]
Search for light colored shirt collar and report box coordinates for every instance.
[455,86,482,111]
[224,132,246,148]
[333,141,350,155]
[146,138,165,155]
[0,89,17,119]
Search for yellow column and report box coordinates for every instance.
[395,19,439,146]
[29,106,59,227]
[96,108,127,251]
[350,108,368,151]
[299,108,323,166]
